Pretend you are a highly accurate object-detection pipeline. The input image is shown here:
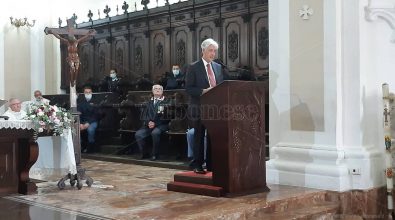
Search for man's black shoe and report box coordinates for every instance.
[150,155,158,161]
[188,159,195,170]
[193,167,206,174]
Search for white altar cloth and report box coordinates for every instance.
[0,119,35,129]
[0,120,77,178]
[30,129,77,179]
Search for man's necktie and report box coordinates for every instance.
[206,63,216,87]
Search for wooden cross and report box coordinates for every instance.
[44,18,96,108]
[45,18,95,38]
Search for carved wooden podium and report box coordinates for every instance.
[167,81,269,196]
[0,126,38,196]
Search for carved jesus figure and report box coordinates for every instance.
[45,18,96,109]
[47,29,96,87]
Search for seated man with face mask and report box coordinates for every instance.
[101,68,121,94]
[165,65,185,90]
[2,98,27,120]
[77,86,101,153]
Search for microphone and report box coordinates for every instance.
[213,59,257,81]
[213,59,252,72]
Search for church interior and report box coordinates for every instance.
[1,0,395,219]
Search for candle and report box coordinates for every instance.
[383,83,389,97]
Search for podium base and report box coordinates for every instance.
[167,171,224,197]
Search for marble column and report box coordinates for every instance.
[267,0,394,191]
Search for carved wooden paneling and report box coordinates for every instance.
[197,22,219,59]
[79,47,90,83]
[132,36,144,79]
[61,0,268,90]
[252,13,268,76]
[114,38,127,75]
[173,27,193,67]
[153,33,165,68]
[97,42,108,79]
[223,18,245,68]
[175,30,187,68]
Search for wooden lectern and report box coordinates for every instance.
[0,128,38,196]
[167,80,269,196]
[201,80,268,195]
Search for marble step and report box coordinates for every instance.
[82,153,189,170]
[247,201,339,220]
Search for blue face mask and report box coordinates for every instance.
[172,69,180,76]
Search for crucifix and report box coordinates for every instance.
[44,18,96,110]
[44,18,96,190]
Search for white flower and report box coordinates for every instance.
[26,102,71,135]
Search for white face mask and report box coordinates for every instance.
[110,73,116,78]
[172,69,180,76]
[85,94,92,101]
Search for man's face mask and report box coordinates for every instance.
[172,69,180,76]
[85,94,92,101]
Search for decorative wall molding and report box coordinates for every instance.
[299,5,314,20]
[365,4,395,42]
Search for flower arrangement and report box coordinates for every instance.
[25,102,72,136]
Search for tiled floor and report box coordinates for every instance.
[1,159,327,220]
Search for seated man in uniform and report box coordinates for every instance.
[135,84,170,160]
[77,86,101,153]
[2,98,27,120]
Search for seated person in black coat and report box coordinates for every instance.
[165,65,185,90]
[135,84,170,160]
[100,68,121,94]
[77,86,101,153]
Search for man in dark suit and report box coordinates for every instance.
[165,65,185,90]
[135,84,170,160]
[77,86,101,153]
[100,68,122,94]
[186,38,224,174]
